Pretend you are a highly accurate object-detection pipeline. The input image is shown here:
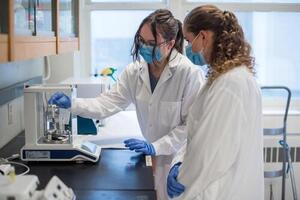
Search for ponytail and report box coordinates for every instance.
[173,19,184,54]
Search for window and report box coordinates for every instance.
[91,0,162,2]
[235,12,300,97]
[85,0,300,98]
[91,10,153,76]
[187,0,300,2]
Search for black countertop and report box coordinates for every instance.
[0,133,156,200]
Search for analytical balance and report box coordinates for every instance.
[20,84,101,162]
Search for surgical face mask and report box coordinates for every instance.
[139,44,162,64]
[186,32,208,66]
[185,43,207,67]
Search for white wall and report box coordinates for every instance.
[44,51,83,84]
[0,97,24,149]
[0,58,43,149]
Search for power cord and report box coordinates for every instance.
[0,154,30,176]
[6,154,20,161]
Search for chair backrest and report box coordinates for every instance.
[261,86,292,200]
[261,86,291,135]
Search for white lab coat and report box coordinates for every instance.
[72,50,205,200]
[172,66,264,200]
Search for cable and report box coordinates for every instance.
[5,161,30,176]
[5,154,20,161]
[0,154,30,176]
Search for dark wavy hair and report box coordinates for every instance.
[131,9,184,63]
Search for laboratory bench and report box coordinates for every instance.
[0,133,157,200]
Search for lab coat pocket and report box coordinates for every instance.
[159,101,182,128]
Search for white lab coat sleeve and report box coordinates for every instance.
[171,142,186,166]
[152,69,205,156]
[177,87,246,200]
[72,67,133,119]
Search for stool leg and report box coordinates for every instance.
[270,184,274,200]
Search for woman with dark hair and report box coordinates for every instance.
[167,5,264,200]
[49,9,204,199]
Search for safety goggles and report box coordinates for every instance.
[137,35,167,47]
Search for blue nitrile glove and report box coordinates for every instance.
[48,92,71,109]
[167,162,185,198]
[124,138,156,155]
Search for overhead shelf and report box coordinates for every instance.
[0,0,79,63]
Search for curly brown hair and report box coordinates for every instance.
[184,5,255,84]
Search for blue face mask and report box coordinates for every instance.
[139,44,162,64]
[185,43,207,66]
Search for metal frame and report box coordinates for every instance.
[261,86,292,200]
[183,1,300,12]
[85,2,168,10]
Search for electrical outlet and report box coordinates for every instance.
[7,103,13,125]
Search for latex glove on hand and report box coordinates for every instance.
[124,138,156,155]
[167,162,185,198]
[48,92,71,109]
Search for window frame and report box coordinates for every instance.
[85,0,168,10]
[80,0,300,109]
[183,1,300,12]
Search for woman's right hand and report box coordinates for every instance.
[48,92,71,109]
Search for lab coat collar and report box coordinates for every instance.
[167,49,181,69]
[154,50,181,90]
[138,49,181,94]
[139,63,152,93]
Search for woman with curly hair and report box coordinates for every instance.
[167,5,264,200]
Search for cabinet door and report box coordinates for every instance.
[0,34,8,63]
[0,0,9,63]
[12,0,56,61]
[58,0,79,53]
[36,0,55,36]
[59,0,78,37]
[1,0,80,63]
[14,0,55,36]
[14,0,35,36]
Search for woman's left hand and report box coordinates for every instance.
[167,162,185,198]
[124,138,156,155]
